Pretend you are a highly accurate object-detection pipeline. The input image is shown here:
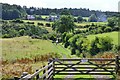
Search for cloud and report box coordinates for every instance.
[0,0,46,7]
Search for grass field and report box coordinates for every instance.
[41,15,49,19]
[75,22,107,26]
[2,36,71,61]
[87,31,119,45]
[23,20,53,26]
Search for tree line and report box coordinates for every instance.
[1,3,119,20]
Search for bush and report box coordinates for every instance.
[2,34,11,38]
[47,33,56,41]
[27,22,34,24]
[64,42,69,48]
[113,45,120,52]
[71,48,76,55]
[38,23,44,26]
[74,30,82,34]
[42,34,48,40]
[88,36,113,55]
[112,26,120,31]
[12,19,24,23]
[46,23,51,27]
[76,49,80,57]
[104,27,112,32]
[88,14,97,22]
[2,23,48,38]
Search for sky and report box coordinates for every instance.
[0,0,120,12]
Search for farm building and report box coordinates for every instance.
[48,15,60,21]
[27,15,35,20]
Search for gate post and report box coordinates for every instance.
[115,55,119,74]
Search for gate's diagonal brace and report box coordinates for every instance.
[54,58,83,74]
[86,60,115,74]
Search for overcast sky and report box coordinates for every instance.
[0,0,119,12]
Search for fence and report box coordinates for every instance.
[17,55,120,80]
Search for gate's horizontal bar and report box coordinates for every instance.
[55,73,114,75]
[55,67,115,69]
[55,70,115,72]
[55,63,115,66]
[55,58,115,61]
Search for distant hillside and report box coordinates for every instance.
[1,3,119,20]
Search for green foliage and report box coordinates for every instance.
[76,49,80,57]
[2,3,26,20]
[113,45,120,52]
[77,16,83,22]
[107,17,117,27]
[50,12,56,15]
[71,48,76,55]
[104,27,112,32]
[60,9,71,15]
[88,14,97,22]
[53,15,75,33]
[2,23,48,38]
[45,23,51,27]
[47,32,57,41]
[88,36,113,55]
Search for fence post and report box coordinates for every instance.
[52,58,55,80]
[115,55,119,74]
[43,65,46,80]
[36,69,39,80]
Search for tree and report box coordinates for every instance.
[53,15,75,33]
[77,16,83,22]
[88,14,97,22]
[60,10,71,15]
[107,17,117,27]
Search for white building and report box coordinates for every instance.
[27,15,35,20]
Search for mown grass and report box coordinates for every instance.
[87,31,118,45]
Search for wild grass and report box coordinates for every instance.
[1,36,72,79]
[2,36,71,61]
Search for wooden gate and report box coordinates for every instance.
[54,58,116,76]
[18,56,120,80]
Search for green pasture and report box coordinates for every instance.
[75,22,107,26]
[87,31,119,45]
[23,20,53,25]
[41,15,49,19]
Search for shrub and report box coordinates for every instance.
[88,14,97,22]
[38,23,44,26]
[76,49,80,57]
[64,42,69,48]
[104,27,112,32]
[2,23,48,38]
[46,23,51,27]
[12,19,24,23]
[27,22,34,24]
[112,26,120,31]
[71,48,76,55]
